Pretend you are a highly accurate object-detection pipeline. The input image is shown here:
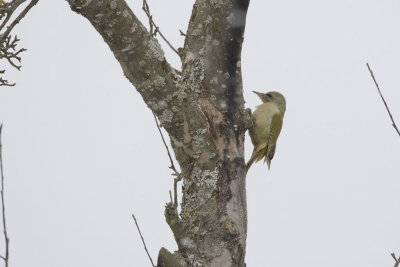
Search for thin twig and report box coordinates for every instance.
[152,111,182,208]
[131,214,155,267]
[169,190,173,204]
[0,124,9,267]
[366,63,400,136]
[151,111,179,175]
[179,29,186,36]
[141,0,180,57]
[392,253,400,267]
[142,0,153,35]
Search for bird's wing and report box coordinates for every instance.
[265,112,284,168]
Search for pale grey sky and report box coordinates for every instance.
[0,0,399,266]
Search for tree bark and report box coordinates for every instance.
[67,0,250,266]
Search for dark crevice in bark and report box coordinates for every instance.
[225,0,250,127]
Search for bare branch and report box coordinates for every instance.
[0,0,39,43]
[0,0,26,32]
[67,0,184,134]
[0,124,9,267]
[131,214,155,267]
[142,0,180,57]
[0,70,15,86]
[0,35,26,68]
[366,63,400,136]
[392,253,400,267]
[0,0,39,86]
[182,0,249,120]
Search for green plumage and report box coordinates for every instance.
[246,91,286,173]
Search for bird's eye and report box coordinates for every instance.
[266,93,273,98]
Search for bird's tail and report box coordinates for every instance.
[246,144,268,173]
[246,151,258,173]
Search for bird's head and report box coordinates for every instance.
[253,91,286,112]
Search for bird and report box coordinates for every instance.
[246,91,286,173]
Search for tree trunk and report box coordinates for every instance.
[67,0,250,265]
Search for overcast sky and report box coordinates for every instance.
[0,0,400,266]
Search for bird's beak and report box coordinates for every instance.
[252,91,262,97]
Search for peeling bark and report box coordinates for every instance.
[67,0,250,266]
